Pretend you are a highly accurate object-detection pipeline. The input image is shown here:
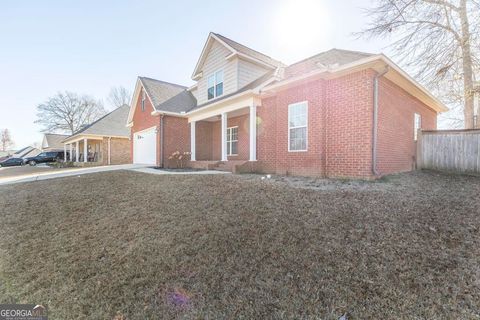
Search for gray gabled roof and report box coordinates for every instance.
[284,48,374,79]
[21,147,41,158]
[213,33,285,69]
[13,146,41,158]
[135,46,375,114]
[43,133,69,149]
[66,104,130,140]
[140,77,197,113]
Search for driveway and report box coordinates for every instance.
[0,164,74,179]
[0,164,147,185]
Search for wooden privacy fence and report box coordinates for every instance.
[417,129,480,173]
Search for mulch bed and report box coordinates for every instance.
[0,170,479,319]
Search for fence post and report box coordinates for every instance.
[416,129,423,170]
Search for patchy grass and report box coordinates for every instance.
[0,170,479,319]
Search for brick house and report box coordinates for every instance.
[127,32,448,178]
[63,105,131,165]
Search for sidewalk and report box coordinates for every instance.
[0,164,147,186]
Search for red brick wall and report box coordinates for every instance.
[377,77,437,174]
[258,79,325,176]
[257,70,375,178]
[195,121,214,161]
[163,116,190,168]
[325,70,375,178]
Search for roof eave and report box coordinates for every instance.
[262,55,448,113]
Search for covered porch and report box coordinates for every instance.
[189,96,259,164]
[63,136,111,165]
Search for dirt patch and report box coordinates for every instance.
[0,170,479,319]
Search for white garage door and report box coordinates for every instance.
[133,127,157,165]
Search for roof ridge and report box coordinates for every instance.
[213,32,284,66]
[139,76,188,89]
[287,48,374,68]
[329,48,376,56]
[45,133,69,136]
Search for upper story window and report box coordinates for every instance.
[414,113,421,141]
[141,89,146,112]
[288,101,308,152]
[207,70,224,100]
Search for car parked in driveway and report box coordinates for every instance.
[24,151,68,166]
[0,157,24,167]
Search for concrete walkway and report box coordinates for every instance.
[130,167,230,175]
[0,164,148,186]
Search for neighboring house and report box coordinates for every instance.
[42,133,69,151]
[13,146,41,158]
[127,32,448,178]
[62,105,131,165]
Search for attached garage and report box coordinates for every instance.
[133,127,157,165]
[127,77,196,168]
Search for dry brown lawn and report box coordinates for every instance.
[0,170,479,319]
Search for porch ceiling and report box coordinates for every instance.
[199,107,249,122]
[188,96,260,123]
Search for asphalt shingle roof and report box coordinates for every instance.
[213,33,286,68]
[44,134,69,149]
[138,45,374,114]
[69,104,130,138]
[140,77,196,113]
[284,49,374,79]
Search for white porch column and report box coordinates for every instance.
[249,104,257,161]
[69,144,73,161]
[190,121,196,161]
[63,144,67,161]
[83,138,87,163]
[221,112,227,161]
[75,141,79,162]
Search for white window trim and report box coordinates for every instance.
[141,89,146,112]
[227,126,238,156]
[288,101,308,152]
[207,69,224,100]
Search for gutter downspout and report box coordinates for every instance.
[160,114,165,168]
[372,66,389,176]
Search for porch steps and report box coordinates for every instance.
[213,161,248,173]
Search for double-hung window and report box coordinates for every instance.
[226,126,238,156]
[141,89,146,112]
[288,101,308,151]
[207,70,224,100]
[414,113,421,141]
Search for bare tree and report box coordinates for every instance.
[359,0,479,128]
[35,91,107,134]
[107,86,131,108]
[0,129,14,151]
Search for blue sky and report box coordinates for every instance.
[0,0,390,148]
